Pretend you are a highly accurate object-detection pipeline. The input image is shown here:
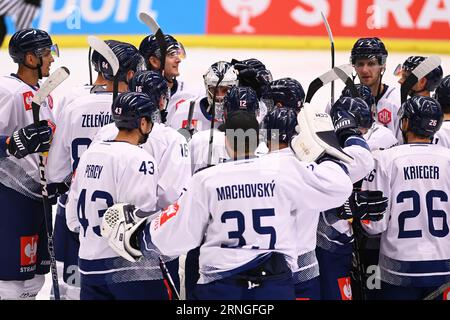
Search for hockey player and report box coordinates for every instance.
[268,78,305,114]
[397,56,443,98]
[350,37,402,142]
[0,28,57,299]
[434,75,450,147]
[66,92,174,300]
[95,70,191,211]
[189,85,259,174]
[362,96,450,300]
[316,96,388,300]
[168,61,238,132]
[46,40,144,300]
[102,109,360,300]
[139,34,198,124]
[341,84,398,150]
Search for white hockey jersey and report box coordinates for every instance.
[93,122,191,209]
[165,79,200,125]
[363,122,398,151]
[46,92,115,183]
[362,143,450,287]
[325,85,402,143]
[0,74,55,200]
[142,153,353,284]
[168,96,222,132]
[433,120,450,148]
[66,141,160,285]
[189,129,229,174]
[374,85,402,143]
[52,84,94,120]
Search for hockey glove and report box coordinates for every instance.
[101,203,151,262]
[336,190,387,221]
[7,120,53,159]
[231,58,272,98]
[329,107,362,147]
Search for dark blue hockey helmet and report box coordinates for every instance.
[98,40,146,82]
[269,78,305,112]
[223,86,259,116]
[112,92,161,129]
[401,56,443,92]
[128,70,169,104]
[398,96,443,138]
[331,96,374,129]
[9,28,58,64]
[139,34,186,68]
[434,75,450,108]
[262,107,298,145]
[350,37,388,65]
[341,84,376,111]
[91,50,102,73]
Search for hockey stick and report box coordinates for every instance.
[87,36,120,101]
[321,11,335,105]
[31,66,70,301]
[305,64,353,103]
[334,66,360,98]
[423,281,450,300]
[177,100,196,142]
[139,12,167,74]
[400,55,441,104]
[159,256,181,300]
[207,74,226,167]
[88,47,93,85]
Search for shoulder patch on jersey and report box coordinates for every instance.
[23,91,34,111]
[155,202,180,229]
[377,108,392,125]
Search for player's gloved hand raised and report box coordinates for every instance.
[231,58,272,98]
[101,203,152,262]
[7,120,54,159]
[329,106,361,147]
[336,190,388,221]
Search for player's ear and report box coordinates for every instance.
[401,118,409,132]
[149,56,160,70]
[126,70,135,83]
[418,77,427,91]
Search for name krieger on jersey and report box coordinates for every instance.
[403,165,440,180]
[216,181,276,201]
[81,112,114,128]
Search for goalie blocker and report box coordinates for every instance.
[290,106,353,164]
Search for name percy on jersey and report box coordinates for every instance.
[81,112,114,128]
[217,181,276,201]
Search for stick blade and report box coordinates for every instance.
[32,66,70,106]
[87,35,119,76]
[139,12,160,34]
[401,56,441,104]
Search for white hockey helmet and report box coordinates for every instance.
[203,61,238,120]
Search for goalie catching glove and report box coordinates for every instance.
[290,106,353,164]
[336,190,388,221]
[231,58,272,99]
[101,203,152,262]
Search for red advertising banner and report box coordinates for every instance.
[207,0,450,40]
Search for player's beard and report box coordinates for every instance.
[139,132,150,144]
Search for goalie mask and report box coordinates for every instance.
[203,61,238,120]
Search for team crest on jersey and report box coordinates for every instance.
[377,108,392,125]
[155,202,180,229]
[20,235,38,266]
[22,91,34,111]
[337,277,352,300]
